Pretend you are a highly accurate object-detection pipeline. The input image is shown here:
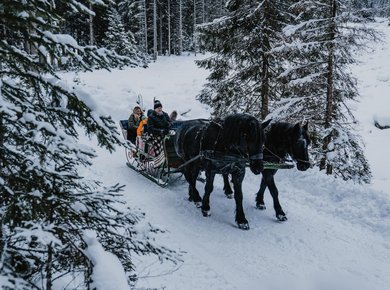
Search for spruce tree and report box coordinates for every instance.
[196,0,293,119]
[118,0,148,53]
[278,0,377,182]
[104,2,146,66]
[0,1,176,288]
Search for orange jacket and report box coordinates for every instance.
[137,118,148,137]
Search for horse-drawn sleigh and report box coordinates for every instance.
[120,119,200,187]
[119,113,311,229]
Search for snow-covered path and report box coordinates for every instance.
[62,21,390,290]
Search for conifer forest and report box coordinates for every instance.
[1,0,390,289]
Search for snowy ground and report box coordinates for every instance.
[354,19,390,191]
[60,21,390,290]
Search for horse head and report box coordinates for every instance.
[291,122,311,171]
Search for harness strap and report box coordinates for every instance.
[264,146,284,162]
[294,158,312,165]
[171,153,204,172]
[249,153,263,160]
[265,146,312,166]
[202,150,248,163]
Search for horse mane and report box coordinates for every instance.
[267,121,294,141]
[264,121,302,158]
[222,114,260,147]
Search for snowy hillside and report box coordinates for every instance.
[59,21,390,290]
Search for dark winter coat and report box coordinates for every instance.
[147,111,171,136]
[128,108,143,142]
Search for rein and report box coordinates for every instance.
[264,146,311,165]
[264,146,288,163]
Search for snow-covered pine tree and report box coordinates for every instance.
[193,0,207,53]
[206,0,226,20]
[118,0,149,55]
[360,0,390,17]
[277,0,377,182]
[0,1,177,288]
[104,2,146,66]
[56,1,109,48]
[196,0,294,119]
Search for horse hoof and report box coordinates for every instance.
[237,223,250,230]
[276,214,288,222]
[202,209,211,217]
[194,201,202,208]
[225,193,233,199]
[256,204,266,210]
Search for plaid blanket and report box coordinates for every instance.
[140,134,165,168]
[150,135,165,168]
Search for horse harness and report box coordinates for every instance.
[172,119,263,174]
[263,138,311,166]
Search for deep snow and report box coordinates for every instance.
[59,21,390,290]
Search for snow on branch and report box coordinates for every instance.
[374,117,390,130]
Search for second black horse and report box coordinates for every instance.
[223,121,311,221]
[174,114,267,230]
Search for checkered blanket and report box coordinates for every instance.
[148,135,165,168]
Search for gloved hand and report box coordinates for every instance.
[163,128,169,135]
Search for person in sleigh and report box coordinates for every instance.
[146,100,171,167]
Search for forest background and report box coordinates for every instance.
[1,0,390,289]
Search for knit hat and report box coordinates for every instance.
[154,100,162,109]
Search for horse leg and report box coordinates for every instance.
[201,170,216,217]
[255,172,268,210]
[183,166,202,207]
[232,169,249,230]
[222,174,233,199]
[263,170,287,221]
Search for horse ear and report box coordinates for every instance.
[302,121,309,131]
[262,119,272,129]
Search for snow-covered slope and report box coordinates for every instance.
[353,19,390,192]
[60,21,390,290]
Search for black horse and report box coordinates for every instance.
[174,114,267,230]
[223,121,311,221]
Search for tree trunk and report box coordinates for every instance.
[320,0,337,175]
[0,109,5,256]
[202,0,205,23]
[89,2,94,45]
[178,0,183,55]
[0,223,4,262]
[46,243,53,290]
[168,0,171,55]
[159,3,163,55]
[193,0,197,55]
[153,0,157,60]
[143,0,148,53]
[261,0,270,119]
[0,112,3,150]
[261,57,269,119]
